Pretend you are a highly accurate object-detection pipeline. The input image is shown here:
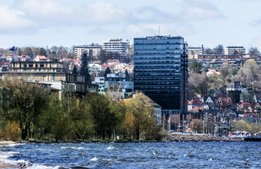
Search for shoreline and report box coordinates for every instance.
[0,137,243,145]
[166,133,243,142]
[0,141,16,145]
[0,141,19,169]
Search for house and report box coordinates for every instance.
[34,55,48,61]
[217,96,233,110]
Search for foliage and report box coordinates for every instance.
[231,120,261,134]
[248,47,260,56]
[123,93,159,140]
[213,44,224,55]
[72,65,78,75]
[98,50,123,63]
[0,77,49,140]
[0,80,160,141]
[204,48,214,54]
[70,98,94,140]
[104,67,111,78]
[235,59,261,90]
[189,119,203,133]
[0,121,21,141]
[86,93,120,139]
[188,72,208,98]
[189,59,203,73]
[80,52,91,84]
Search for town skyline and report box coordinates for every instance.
[1,0,261,49]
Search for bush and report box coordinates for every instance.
[0,121,21,141]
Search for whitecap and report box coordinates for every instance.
[106,145,115,150]
[27,164,61,169]
[1,142,26,147]
[90,157,98,162]
[61,146,84,150]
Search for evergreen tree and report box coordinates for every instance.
[125,69,130,81]
[104,67,111,79]
[80,52,91,84]
[72,65,78,75]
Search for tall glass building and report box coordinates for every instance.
[134,36,188,129]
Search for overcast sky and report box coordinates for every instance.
[0,0,261,49]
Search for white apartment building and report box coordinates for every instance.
[73,44,102,58]
[226,46,246,55]
[102,38,129,56]
[188,46,204,59]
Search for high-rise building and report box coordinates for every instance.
[102,38,129,56]
[134,36,188,130]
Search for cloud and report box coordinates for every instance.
[17,0,74,25]
[181,0,224,20]
[132,6,178,23]
[16,0,129,26]
[87,2,127,24]
[0,5,34,32]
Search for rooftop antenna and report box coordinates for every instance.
[158,25,161,36]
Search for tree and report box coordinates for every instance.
[108,100,126,139]
[32,47,47,56]
[123,92,158,140]
[188,72,208,98]
[35,94,71,141]
[204,48,214,54]
[219,63,236,85]
[86,93,119,139]
[98,49,108,63]
[49,46,70,59]
[104,67,111,78]
[80,52,91,84]
[70,98,94,140]
[72,65,78,75]
[248,47,260,56]
[236,59,260,90]
[207,74,224,92]
[231,120,252,132]
[20,47,34,58]
[125,69,131,81]
[0,78,49,140]
[189,119,203,133]
[189,59,203,73]
[213,44,224,55]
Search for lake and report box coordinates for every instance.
[0,142,260,169]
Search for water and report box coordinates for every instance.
[0,142,261,169]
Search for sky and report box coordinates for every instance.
[0,0,261,49]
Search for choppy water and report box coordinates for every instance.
[0,142,260,169]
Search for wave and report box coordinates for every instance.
[0,142,26,148]
[0,148,59,169]
[89,157,99,162]
[61,146,84,150]
[27,164,61,169]
[106,145,115,150]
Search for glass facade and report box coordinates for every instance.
[134,36,188,114]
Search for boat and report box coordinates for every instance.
[244,132,261,142]
[228,131,251,139]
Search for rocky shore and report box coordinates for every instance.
[166,133,243,142]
